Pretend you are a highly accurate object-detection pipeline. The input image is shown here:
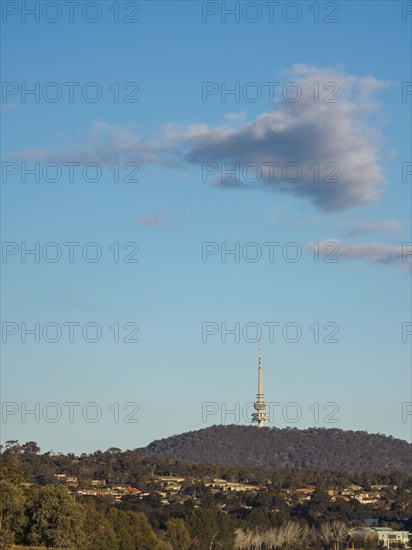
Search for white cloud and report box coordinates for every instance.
[10,65,391,212]
[175,65,389,211]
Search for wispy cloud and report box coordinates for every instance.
[315,240,411,269]
[133,212,168,228]
[225,112,247,122]
[339,219,404,236]
[10,121,177,167]
[9,65,391,212]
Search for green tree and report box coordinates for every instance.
[166,518,191,550]
[82,506,118,550]
[21,441,41,455]
[186,508,235,549]
[26,485,86,548]
[2,441,22,468]
[0,478,26,547]
[108,508,166,550]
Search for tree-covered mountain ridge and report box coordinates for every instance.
[139,425,412,472]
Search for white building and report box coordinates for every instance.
[373,527,411,545]
[349,527,411,547]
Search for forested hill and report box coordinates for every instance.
[139,425,412,472]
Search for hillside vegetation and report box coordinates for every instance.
[139,425,412,472]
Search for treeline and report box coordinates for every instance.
[139,425,412,472]
[1,465,410,550]
[1,462,235,549]
[1,464,180,549]
[1,441,411,549]
[2,440,411,490]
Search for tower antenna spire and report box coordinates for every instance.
[252,339,269,428]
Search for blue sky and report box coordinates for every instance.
[1,1,411,454]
